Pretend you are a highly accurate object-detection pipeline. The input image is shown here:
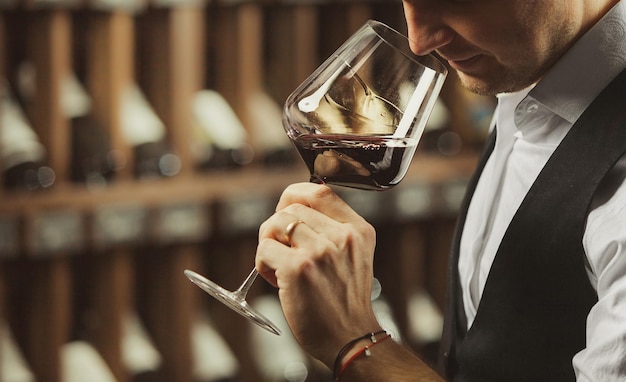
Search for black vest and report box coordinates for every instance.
[440,68,626,382]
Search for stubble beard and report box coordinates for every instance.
[455,66,542,96]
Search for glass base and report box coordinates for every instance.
[184,270,282,336]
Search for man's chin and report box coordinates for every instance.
[456,69,539,96]
[456,72,502,96]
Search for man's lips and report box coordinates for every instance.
[442,54,483,73]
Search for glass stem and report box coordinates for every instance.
[233,268,258,301]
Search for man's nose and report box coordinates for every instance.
[403,1,454,56]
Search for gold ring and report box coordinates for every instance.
[285,220,305,242]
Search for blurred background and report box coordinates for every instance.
[0,0,495,381]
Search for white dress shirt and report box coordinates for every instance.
[458,1,626,380]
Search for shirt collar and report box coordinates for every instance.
[529,0,626,124]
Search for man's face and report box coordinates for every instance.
[402,0,592,95]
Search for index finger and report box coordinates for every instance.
[276,182,363,223]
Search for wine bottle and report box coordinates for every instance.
[407,289,444,345]
[191,89,254,170]
[245,90,297,168]
[61,70,121,188]
[61,341,117,382]
[121,311,163,382]
[0,79,55,191]
[120,83,180,179]
[191,313,240,382]
[1,320,35,382]
[249,295,310,382]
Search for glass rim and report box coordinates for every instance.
[365,19,448,75]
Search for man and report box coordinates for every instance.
[256,0,626,380]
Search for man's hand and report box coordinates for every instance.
[255,182,381,366]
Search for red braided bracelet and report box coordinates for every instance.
[334,331,392,380]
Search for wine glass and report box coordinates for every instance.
[185,20,447,335]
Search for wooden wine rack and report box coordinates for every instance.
[0,1,488,381]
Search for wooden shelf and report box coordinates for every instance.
[0,152,475,220]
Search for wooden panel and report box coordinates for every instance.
[136,5,204,175]
[136,245,198,382]
[6,257,71,382]
[26,9,71,181]
[75,10,138,382]
[0,12,5,193]
[208,2,263,120]
[0,264,4,379]
[5,9,73,382]
[72,249,132,382]
[425,218,456,311]
[318,3,373,61]
[85,10,134,179]
[132,8,204,380]
[264,4,319,103]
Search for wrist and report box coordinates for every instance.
[333,330,392,380]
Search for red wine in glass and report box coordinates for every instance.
[292,134,418,190]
